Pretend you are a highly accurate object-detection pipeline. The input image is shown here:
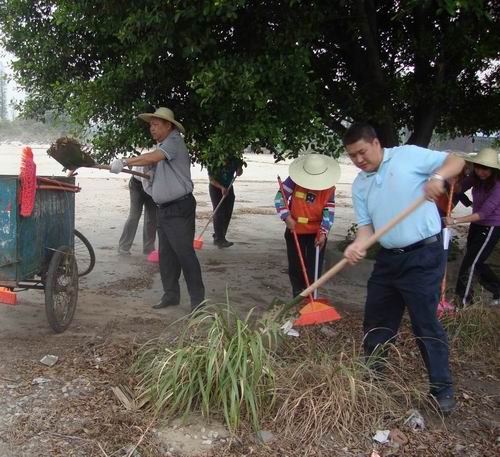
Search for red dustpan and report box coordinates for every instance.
[277,176,341,327]
[437,182,456,318]
[294,244,341,326]
[147,250,159,263]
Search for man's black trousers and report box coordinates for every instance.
[363,240,453,398]
[209,184,235,243]
[157,194,205,308]
[284,229,325,298]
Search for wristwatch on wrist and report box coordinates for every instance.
[122,159,128,167]
[429,173,445,182]
[452,218,457,225]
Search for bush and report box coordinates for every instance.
[133,304,281,432]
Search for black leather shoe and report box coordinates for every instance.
[215,240,234,248]
[436,395,456,414]
[191,302,205,313]
[152,301,179,309]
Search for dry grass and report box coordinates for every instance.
[271,320,435,447]
[443,302,500,371]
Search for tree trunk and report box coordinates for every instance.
[406,107,438,147]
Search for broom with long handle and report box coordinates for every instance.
[276,195,428,320]
[277,176,314,303]
[437,182,456,316]
[193,174,237,250]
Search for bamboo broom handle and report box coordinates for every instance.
[440,181,455,301]
[298,195,427,298]
[92,164,151,179]
[37,185,80,192]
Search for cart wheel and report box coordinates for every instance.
[45,246,78,333]
[74,229,96,277]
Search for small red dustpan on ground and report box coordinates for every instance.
[193,175,237,250]
[147,250,159,263]
[277,176,341,326]
[294,244,341,326]
[0,287,17,305]
[437,182,456,318]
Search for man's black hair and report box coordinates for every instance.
[342,122,378,146]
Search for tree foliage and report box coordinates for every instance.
[0,0,498,165]
[0,64,7,121]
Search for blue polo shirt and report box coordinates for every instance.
[352,145,447,249]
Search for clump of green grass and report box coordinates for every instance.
[132,304,281,432]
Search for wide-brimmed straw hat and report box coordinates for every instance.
[138,107,185,134]
[289,154,341,190]
[455,147,500,170]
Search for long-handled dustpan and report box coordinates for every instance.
[193,175,237,250]
[277,176,341,326]
[47,137,150,179]
[294,243,341,326]
[276,195,428,321]
[437,182,456,318]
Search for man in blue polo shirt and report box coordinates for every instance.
[343,123,465,414]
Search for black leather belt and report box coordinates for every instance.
[384,234,440,254]
[157,193,191,209]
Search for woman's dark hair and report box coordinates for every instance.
[473,164,500,191]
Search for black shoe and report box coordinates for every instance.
[152,300,180,309]
[191,302,206,313]
[436,395,456,414]
[215,240,234,248]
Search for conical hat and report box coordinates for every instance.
[289,154,341,190]
[138,107,185,134]
[454,148,500,170]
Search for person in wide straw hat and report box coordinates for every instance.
[444,147,500,307]
[109,107,205,312]
[274,153,340,297]
[137,107,186,134]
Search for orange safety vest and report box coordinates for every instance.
[290,185,335,235]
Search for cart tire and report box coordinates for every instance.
[45,246,78,333]
[74,229,95,277]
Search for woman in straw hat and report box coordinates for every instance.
[444,148,500,306]
[274,153,340,297]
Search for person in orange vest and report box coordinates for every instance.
[275,154,341,297]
